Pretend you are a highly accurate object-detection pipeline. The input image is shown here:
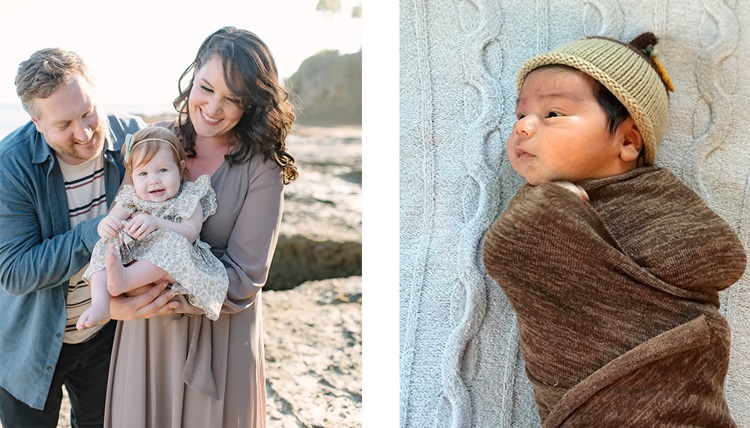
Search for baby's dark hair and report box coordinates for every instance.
[594,82,630,135]
[593,79,645,164]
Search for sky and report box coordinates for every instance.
[0,0,362,111]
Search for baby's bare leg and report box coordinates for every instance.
[106,244,176,296]
[76,270,112,330]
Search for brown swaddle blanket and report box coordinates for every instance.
[482,166,747,427]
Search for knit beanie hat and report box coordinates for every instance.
[516,32,673,166]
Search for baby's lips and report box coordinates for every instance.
[515,147,534,158]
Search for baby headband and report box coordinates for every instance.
[516,32,672,166]
[123,134,182,164]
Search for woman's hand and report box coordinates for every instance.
[551,181,589,202]
[125,212,161,240]
[109,280,180,320]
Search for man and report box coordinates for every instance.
[0,47,177,427]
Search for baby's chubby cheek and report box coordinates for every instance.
[508,154,540,185]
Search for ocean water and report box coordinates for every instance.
[0,102,175,140]
[0,102,30,139]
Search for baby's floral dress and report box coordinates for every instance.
[84,174,228,320]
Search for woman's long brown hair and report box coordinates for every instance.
[174,26,298,184]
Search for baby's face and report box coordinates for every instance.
[131,145,182,203]
[508,66,628,185]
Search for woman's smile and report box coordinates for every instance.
[200,108,221,124]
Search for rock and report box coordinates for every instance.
[264,276,362,427]
[267,126,362,290]
[261,127,363,426]
[270,236,361,291]
[285,50,362,126]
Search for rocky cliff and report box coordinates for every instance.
[285,50,362,126]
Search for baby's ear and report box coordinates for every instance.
[619,118,643,162]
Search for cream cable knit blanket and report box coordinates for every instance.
[400,2,750,427]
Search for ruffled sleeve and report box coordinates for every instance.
[113,185,139,214]
[168,175,218,222]
[193,174,218,219]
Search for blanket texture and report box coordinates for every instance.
[400,2,750,426]
[482,167,746,427]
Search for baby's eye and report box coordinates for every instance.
[546,111,562,118]
[159,168,168,173]
[516,114,525,121]
[138,171,147,177]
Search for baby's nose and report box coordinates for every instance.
[514,116,536,137]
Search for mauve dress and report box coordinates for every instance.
[104,135,283,427]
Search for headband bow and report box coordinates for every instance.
[123,133,135,163]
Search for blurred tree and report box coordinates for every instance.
[316,0,341,13]
[316,0,361,18]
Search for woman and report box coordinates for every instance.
[105,26,297,427]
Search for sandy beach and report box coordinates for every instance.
[44,277,362,428]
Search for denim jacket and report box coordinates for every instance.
[0,114,145,410]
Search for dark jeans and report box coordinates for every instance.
[0,321,116,428]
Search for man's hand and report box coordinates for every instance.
[110,280,180,320]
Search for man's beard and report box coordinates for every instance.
[62,123,107,162]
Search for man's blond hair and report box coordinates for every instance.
[15,47,95,118]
